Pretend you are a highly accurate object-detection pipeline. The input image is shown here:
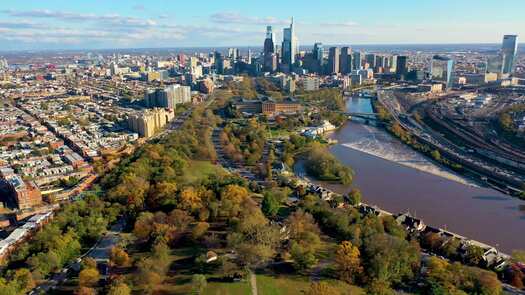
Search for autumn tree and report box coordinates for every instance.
[335,241,363,284]
[110,246,131,267]
[192,222,210,240]
[108,282,131,295]
[79,267,100,287]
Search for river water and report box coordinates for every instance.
[303,97,525,253]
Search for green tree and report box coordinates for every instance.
[347,188,362,206]
[191,274,207,294]
[262,193,280,217]
[465,245,484,266]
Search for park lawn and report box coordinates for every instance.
[203,281,252,295]
[256,274,363,295]
[182,160,227,183]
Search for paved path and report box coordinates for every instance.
[249,271,258,295]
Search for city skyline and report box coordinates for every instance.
[1,0,525,51]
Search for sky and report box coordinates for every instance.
[0,0,524,51]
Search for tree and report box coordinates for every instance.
[290,241,318,271]
[347,188,362,206]
[191,274,207,294]
[262,193,279,217]
[422,232,444,253]
[192,222,210,240]
[362,233,420,285]
[512,250,525,263]
[167,209,194,231]
[133,212,155,241]
[465,245,484,266]
[79,267,100,287]
[285,210,320,241]
[108,282,131,295]
[365,279,395,295]
[179,187,203,213]
[110,246,131,267]
[76,287,96,295]
[335,241,363,284]
[305,282,341,295]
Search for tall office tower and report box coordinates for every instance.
[228,48,238,60]
[389,55,397,73]
[395,55,408,79]
[501,35,518,74]
[365,53,376,70]
[263,26,277,72]
[431,55,455,89]
[214,51,224,74]
[247,49,252,64]
[264,26,275,54]
[375,55,385,72]
[328,47,340,74]
[486,55,504,74]
[313,43,324,63]
[352,51,362,70]
[340,47,352,74]
[282,17,298,68]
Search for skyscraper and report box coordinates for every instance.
[395,55,408,79]
[263,26,277,72]
[282,18,298,69]
[352,51,362,70]
[501,35,518,74]
[264,26,275,54]
[486,55,503,74]
[340,47,352,74]
[365,54,376,70]
[328,47,340,74]
[214,51,224,74]
[313,43,324,64]
[431,55,455,88]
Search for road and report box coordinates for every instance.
[29,218,126,294]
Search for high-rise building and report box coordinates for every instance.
[502,35,518,74]
[340,47,352,74]
[431,55,455,88]
[214,51,224,74]
[352,51,362,70]
[395,55,408,79]
[328,47,340,74]
[263,27,277,72]
[127,108,175,138]
[486,55,504,74]
[264,26,275,55]
[282,18,298,68]
[144,84,191,109]
[365,54,376,70]
[375,55,385,72]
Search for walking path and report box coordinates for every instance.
[249,271,258,295]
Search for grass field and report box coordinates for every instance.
[181,160,227,184]
[256,274,363,295]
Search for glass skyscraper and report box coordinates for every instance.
[281,18,298,67]
[501,35,518,74]
[431,55,455,88]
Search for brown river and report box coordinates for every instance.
[297,97,525,253]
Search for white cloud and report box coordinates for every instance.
[210,12,289,25]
